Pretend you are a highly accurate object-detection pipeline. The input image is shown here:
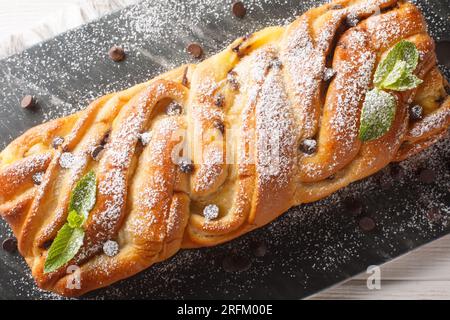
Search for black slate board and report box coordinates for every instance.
[0,0,449,300]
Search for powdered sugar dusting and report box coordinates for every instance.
[409,107,450,138]
[282,17,326,137]
[302,29,377,178]
[86,88,153,252]
[252,47,295,187]
[1,153,50,187]
[333,42,375,136]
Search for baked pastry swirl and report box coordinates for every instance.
[0,0,449,297]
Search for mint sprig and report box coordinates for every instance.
[68,170,97,219]
[359,41,423,142]
[373,40,422,90]
[359,88,397,142]
[44,171,97,274]
[44,225,84,274]
[67,210,85,229]
[383,72,423,91]
[381,60,408,88]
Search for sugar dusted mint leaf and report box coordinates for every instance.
[374,40,420,90]
[383,73,423,91]
[44,172,96,274]
[69,170,97,219]
[381,60,408,88]
[67,210,85,229]
[44,224,84,274]
[359,88,397,142]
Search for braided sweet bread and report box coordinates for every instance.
[1,0,449,297]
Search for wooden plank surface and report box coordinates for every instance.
[0,0,76,37]
[1,0,450,300]
[0,0,137,57]
[309,234,450,300]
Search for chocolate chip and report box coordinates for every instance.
[374,170,393,190]
[187,43,203,59]
[232,1,247,18]
[250,241,267,257]
[379,174,394,190]
[267,57,283,71]
[32,172,44,186]
[213,120,225,134]
[100,131,110,146]
[418,168,436,184]
[426,207,442,222]
[227,71,240,91]
[108,45,126,62]
[358,217,376,232]
[91,145,104,161]
[323,68,336,81]
[138,132,152,146]
[222,251,252,273]
[168,277,181,287]
[346,14,359,27]
[214,94,225,108]
[42,240,53,250]
[299,139,317,155]
[103,240,120,257]
[21,95,36,109]
[234,45,249,58]
[178,158,194,173]
[203,204,220,220]
[166,101,183,116]
[409,105,424,121]
[232,43,242,55]
[59,152,76,169]
[389,163,404,180]
[52,136,64,149]
[2,237,17,253]
[343,197,363,217]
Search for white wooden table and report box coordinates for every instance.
[1,0,450,300]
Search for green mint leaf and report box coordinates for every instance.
[44,171,96,273]
[44,224,85,274]
[67,210,85,228]
[383,73,423,91]
[374,40,420,89]
[359,88,397,142]
[69,170,96,219]
[381,60,408,87]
